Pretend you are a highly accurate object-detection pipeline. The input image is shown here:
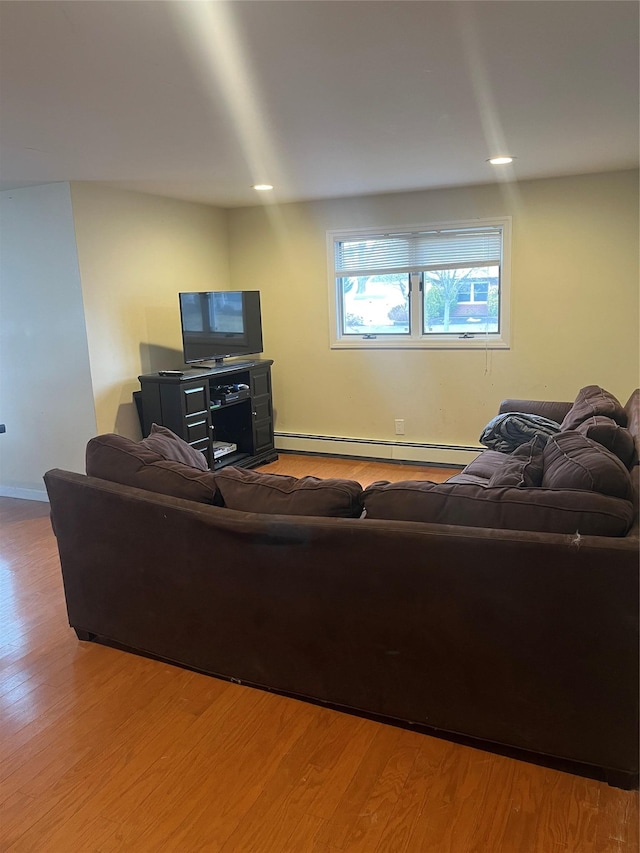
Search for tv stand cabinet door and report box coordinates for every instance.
[250,364,275,459]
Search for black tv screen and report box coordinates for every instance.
[179,291,263,364]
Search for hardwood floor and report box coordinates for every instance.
[1,455,638,852]
[259,454,460,487]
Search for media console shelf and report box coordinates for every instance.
[137,359,277,470]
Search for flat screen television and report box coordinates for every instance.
[179,291,263,364]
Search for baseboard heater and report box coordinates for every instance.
[274,432,482,467]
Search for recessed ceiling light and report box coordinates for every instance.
[488,156,514,166]
[252,184,274,191]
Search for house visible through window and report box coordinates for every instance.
[456,280,490,304]
[327,218,511,349]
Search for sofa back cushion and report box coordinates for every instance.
[575,417,635,469]
[560,385,627,431]
[86,434,221,504]
[541,431,633,500]
[362,480,633,536]
[139,424,209,471]
[215,466,364,517]
[499,398,572,424]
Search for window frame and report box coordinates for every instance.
[327,217,511,350]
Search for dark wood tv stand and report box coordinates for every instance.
[137,359,277,470]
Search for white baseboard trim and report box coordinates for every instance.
[274,432,482,467]
[0,486,49,502]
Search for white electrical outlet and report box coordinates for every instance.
[394,419,405,435]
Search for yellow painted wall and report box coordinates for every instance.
[227,170,639,449]
[70,183,230,436]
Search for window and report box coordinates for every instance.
[328,218,510,349]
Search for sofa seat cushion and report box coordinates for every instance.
[461,450,512,481]
[139,423,209,471]
[575,416,635,469]
[86,434,221,504]
[542,431,633,500]
[215,466,364,517]
[362,480,633,536]
[560,385,627,431]
[445,473,491,486]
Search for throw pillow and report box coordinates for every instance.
[215,466,364,517]
[479,412,561,453]
[86,433,221,504]
[575,416,635,469]
[542,431,633,500]
[487,435,546,487]
[623,389,640,463]
[140,424,209,471]
[362,480,633,536]
[560,385,627,431]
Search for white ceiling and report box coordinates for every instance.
[0,1,638,208]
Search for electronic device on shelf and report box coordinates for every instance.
[210,383,251,405]
[179,291,263,367]
[211,441,237,460]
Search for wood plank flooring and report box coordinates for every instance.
[1,454,638,852]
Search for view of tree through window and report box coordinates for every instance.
[423,266,499,334]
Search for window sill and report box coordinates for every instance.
[330,337,510,350]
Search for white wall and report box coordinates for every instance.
[0,183,97,499]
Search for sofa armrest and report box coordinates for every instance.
[499,398,572,424]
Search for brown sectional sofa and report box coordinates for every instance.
[364,387,636,537]
[44,386,639,788]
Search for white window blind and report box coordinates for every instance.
[335,226,503,276]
